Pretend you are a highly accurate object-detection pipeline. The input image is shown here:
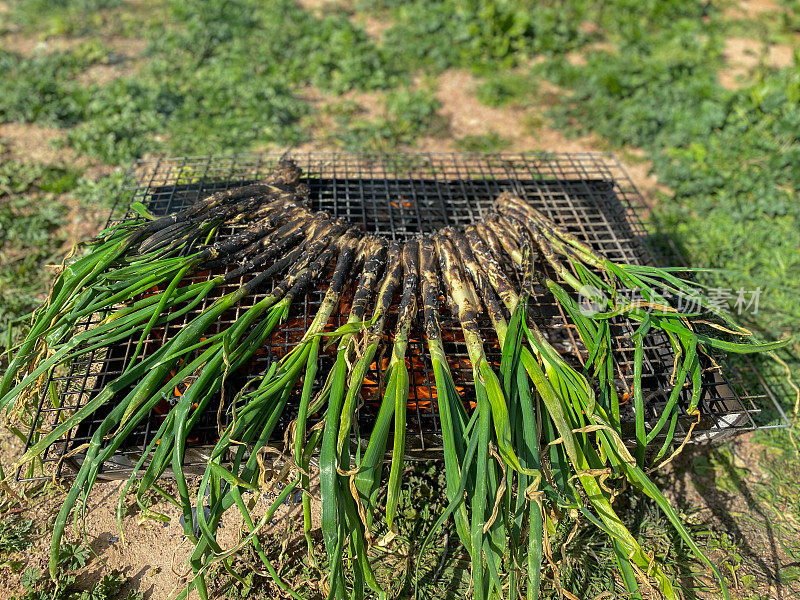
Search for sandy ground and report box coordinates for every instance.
[0,427,323,599]
[722,0,785,20]
[664,434,800,600]
[0,122,78,165]
[719,37,795,90]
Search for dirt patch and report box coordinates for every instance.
[719,37,796,90]
[0,122,77,165]
[2,29,148,65]
[1,29,147,86]
[415,69,666,206]
[426,70,592,153]
[0,122,116,176]
[766,44,796,70]
[294,0,340,13]
[76,57,142,87]
[351,14,391,41]
[0,32,85,55]
[0,422,322,600]
[663,433,800,600]
[57,187,114,250]
[77,36,149,86]
[723,0,785,20]
[565,41,617,67]
[0,122,115,195]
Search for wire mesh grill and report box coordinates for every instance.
[19,152,790,481]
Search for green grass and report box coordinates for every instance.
[332,87,446,151]
[0,49,93,126]
[8,0,122,36]
[454,132,511,153]
[0,158,75,343]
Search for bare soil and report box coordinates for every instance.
[722,0,785,20]
[0,122,78,165]
[0,429,323,599]
[719,37,795,90]
[422,69,667,206]
[665,433,800,599]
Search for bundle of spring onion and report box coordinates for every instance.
[1,160,788,600]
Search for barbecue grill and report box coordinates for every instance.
[19,152,791,481]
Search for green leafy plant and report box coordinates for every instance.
[475,72,537,108]
[71,171,130,210]
[368,0,589,72]
[0,517,34,555]
[0,50,90,126]
[0,195,68,344]
[13,560,143,600]
[58,542,91,571]
[66,78,177,163]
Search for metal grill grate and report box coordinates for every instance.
[19,153,790,481]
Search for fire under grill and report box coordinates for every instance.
[20,153,789,481]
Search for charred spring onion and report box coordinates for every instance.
[1,160,789,600]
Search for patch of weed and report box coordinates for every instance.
[334,87,445,151]
[0,50,91,126]
[475,72,538,108]
[454,131,511,153]
[779,565,800,584]
[13,564,142,600]
[779,0,800,34]
[71,170,130,210]
[0,190,68,345]
[164,63,307,155]
[9,0,121,37]
[0,160,79,197]
[366,0,590,73]
[0,161,46,196]
[66,78,175,163]
[153,0,398,94]
[0,517,34,555]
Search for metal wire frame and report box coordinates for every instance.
[18,152,790,481]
